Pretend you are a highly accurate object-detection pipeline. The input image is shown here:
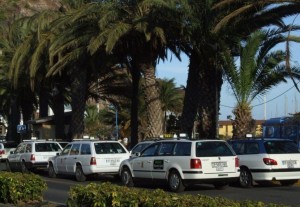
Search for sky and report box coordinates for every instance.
[156,16,300,121]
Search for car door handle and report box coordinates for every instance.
[164,160,170,163]
[147,161,152,163]
[74,157,77,159]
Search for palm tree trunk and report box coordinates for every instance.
[68,65,87,140]
[140,63,164,138]
[181,50,202,137]
[130,61,140,148]
[20,91,35,140]
[232,103,255,138]
[52,85,66,140]
[181,49,223,139]
[197,59,222,139]
[6,95,20,142]
[39,88,49,118]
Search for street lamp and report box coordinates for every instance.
[115,107,118,140]
[109,104,118,140]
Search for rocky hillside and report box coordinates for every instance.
[0,0,61,18]
[18,0,61,15]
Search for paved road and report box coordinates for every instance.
[1,163,300,207]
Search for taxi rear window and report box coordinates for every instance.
[94,142,126,154]
[196,141,234,157]
[264,141,299,154]
[35,143,61,152]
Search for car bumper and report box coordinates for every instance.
[183,176,239,186]
[182,171,240,183]
[83,165,120,175]
[251,168,300,181]
[26,161,48,169]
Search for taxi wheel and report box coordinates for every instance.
[48,163,57,178]
[239,167,252,188]
[168,170,185,192]
[121,167,134,187]
[75,165,87,182]
[5,160,11,172]
[280,180,298,186]
[21,161,29,173]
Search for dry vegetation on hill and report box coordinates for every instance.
[0,0,61,18]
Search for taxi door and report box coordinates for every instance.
[8,143,26,170]
[132,143,159,179]
[151,142,176,180]
[56,144,72,173]
[66,143,81,173]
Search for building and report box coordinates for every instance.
[218,120,265,139]
[26,112,72,140]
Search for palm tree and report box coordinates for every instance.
[87,0,186,144]
[181,1,300,138]
[158,78,184,134]
[7,8,73,140]
[10,1,99,140]
[224,29,300,138]
[0,17,40,141]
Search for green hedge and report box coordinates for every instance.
[67,182,287,207]
[0,172,47,204]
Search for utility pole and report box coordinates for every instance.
[285,95,288,116]
[264,95,267,120]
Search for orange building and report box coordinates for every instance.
[218,120,265,139]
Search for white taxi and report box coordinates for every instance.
[119,139,240,192]
[7,140,62,172]
[229,138,300,187]
[48,140,130,181]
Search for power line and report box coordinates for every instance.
[221,81,300,108]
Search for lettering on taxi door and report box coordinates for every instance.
[153,160,164,169]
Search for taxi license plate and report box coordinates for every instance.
[106,159,119,166]
[211,162,227,171]
[282,160,297,168]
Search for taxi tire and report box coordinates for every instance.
[239,167,252,188]
[48,163,57,178]
[121,167,134,187]
[168,170,185,193]
[21,160,29,173]
[75,165,87,182]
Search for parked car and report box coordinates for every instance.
[48,140,130,182]
[7,140,63,172]
[0,141,18,162]
[119,139,240,192]
[228,138,300,188]
[129,140,156,157]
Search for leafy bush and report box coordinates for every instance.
[0,172,47,204]
[67,182,288,207]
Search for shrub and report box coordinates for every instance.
[66,182,288,207]
[0,172,47,204]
